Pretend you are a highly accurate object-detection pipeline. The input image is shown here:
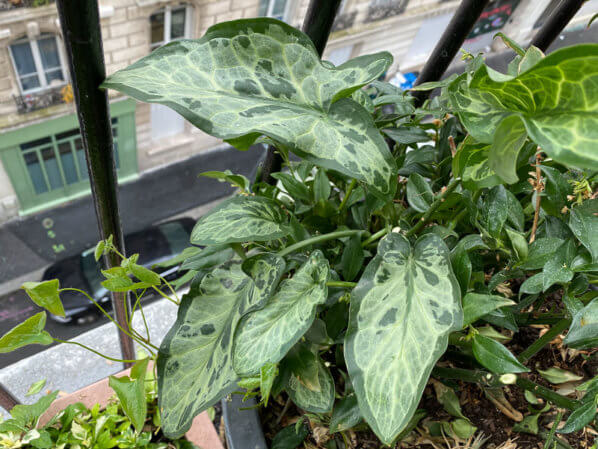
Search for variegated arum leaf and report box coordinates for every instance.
[0,312,53,353]
[448,44,598,171]
[103,19,396,198]
[191,196,291,245]
[285,345,335,413]
[157,254,285,438]
[233,251,329,376]
[345,233,462,444]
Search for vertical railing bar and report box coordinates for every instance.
[530,0,586,52]
[0,383,19,410]
[56,0,135,367]
[412,0,491,107]
[260,0,343,184]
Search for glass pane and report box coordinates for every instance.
[23,152,48,194]
[272,0,287,17]
[171,8,186,39]
[58,142,78,184]
[10,42,37,76]
[258,0,268,16]
[159,221,188,254]
[20,74,41,91]
[150,11,165,45]
[38,37,61,70]
[45,68,65,85]
[41,147,63,190]
[75,137,89,180]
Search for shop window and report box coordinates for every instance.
[9,34,67,94]
[150,4,192,51]
[19,119,120,195]
[259,0,289,21]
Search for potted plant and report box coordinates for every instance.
[2,18,597,448]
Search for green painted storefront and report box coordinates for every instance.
[0,99,137,215]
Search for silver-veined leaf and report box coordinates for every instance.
[102,19,396,198]
[448,44,598,171]
[233,251,329,376]
[345,233,462,444]
[157,254,285,438]
[191,196,291,245]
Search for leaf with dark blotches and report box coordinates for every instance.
[157,254,285,438]
[103,19,396,198]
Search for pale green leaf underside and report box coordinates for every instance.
[103,19,396,197]
[191,195,290,245]
[287,356,335,413]
[157,255,285,438]
[345,233,462,444]
[449,44,598,171]
[233,251,329,376]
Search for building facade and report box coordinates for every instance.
[0,0,596,224]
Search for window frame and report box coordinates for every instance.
[262,0,290,21]
[150,4,193,51]
[8,33,68,95]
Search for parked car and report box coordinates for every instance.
[42,217,194,324]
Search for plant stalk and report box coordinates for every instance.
[361,228,389,247]
[277,229,363,257]
[338,179,357,212]
[529,151,543,244]
[405,178,461,237]
[516,378,579,410]
[326,281,357,289]
[518,318,571,363]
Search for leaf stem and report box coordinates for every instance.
[405,178,461,237]
[361,228,389,247]
[544,410,564,449]
[53,338,141,363]
[277,229,363,257]
[529,151,543,244]
[515,377,579,410]
[338,179,357,212]
[518,318,571,363]
[326,281,357,289]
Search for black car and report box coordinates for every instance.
[42,217,194,324]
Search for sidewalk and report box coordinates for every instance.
[0,295,180,418]
[0,143,264,291]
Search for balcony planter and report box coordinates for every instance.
[221,396,267,449]
[38,366,224,449]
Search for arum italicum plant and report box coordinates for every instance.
[3,18,598,446]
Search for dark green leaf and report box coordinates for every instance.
[569,199,598,263]
[406,173,434,213]
[271,422,309,449]
[462,293,515,327]
[485,185,508,238]
[109,358,149,433]
[272,172,312,203]
[181,244,234,271]
[558,401,597,434]
[11,391,59,426]
[341,235,364,282]
[313,169,331,203]
[330,395,362,433]
[472,334,529,374]
[489,115,528,184]
[383,127,430,145]
[200,170,251,192]
[563,298,598,349]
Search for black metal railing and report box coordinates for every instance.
[0,0,586,411]
[13,85,65,114]
[0,0,54,11]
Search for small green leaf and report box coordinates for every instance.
[384,127,430,145]
[272,172,312,203]
[558,401,597,434]
[313,169,331,203]
[462,293,515,327]
[489,115,528,184]
[406,173,434,213]
[109,358,149,433]
[569,199,598,263]
[542,239,575,291]
[22,280,65,317]
[451,418,477,439]
[181,244,234,271]
[563,298,598,349]
[538,367,584,384]
[472,334,529,374]
[484,185,508,238]
[517,238,565,270]
[341,235,364,282]
[286,347,334,413]
[0,312,53,353]
[11,391,59,426]
[200,170,251,192]
[260,363,277,406]
[494,32,525,56]
[271,422,309,449]
[513,413,541,435]
[432,380,466,420]
[451,246,471,295]
[26,379,47,396]
[191,196,291,245]
[505,228,528,261]
[330,395,362,433]
[129,264,161,286]
[94,240,105,261]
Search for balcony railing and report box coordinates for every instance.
[14,85,65,114]
[0,0,54,11]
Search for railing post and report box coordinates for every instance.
[56,0,135,367]
[0,383,19,410]
[260,0,342,183]
[412,0,491,107]
[530,0,586,52]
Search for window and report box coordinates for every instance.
[9,34,66,94]
[150,4,192,50]
[259,0,289,21]
[20,119,120,195]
